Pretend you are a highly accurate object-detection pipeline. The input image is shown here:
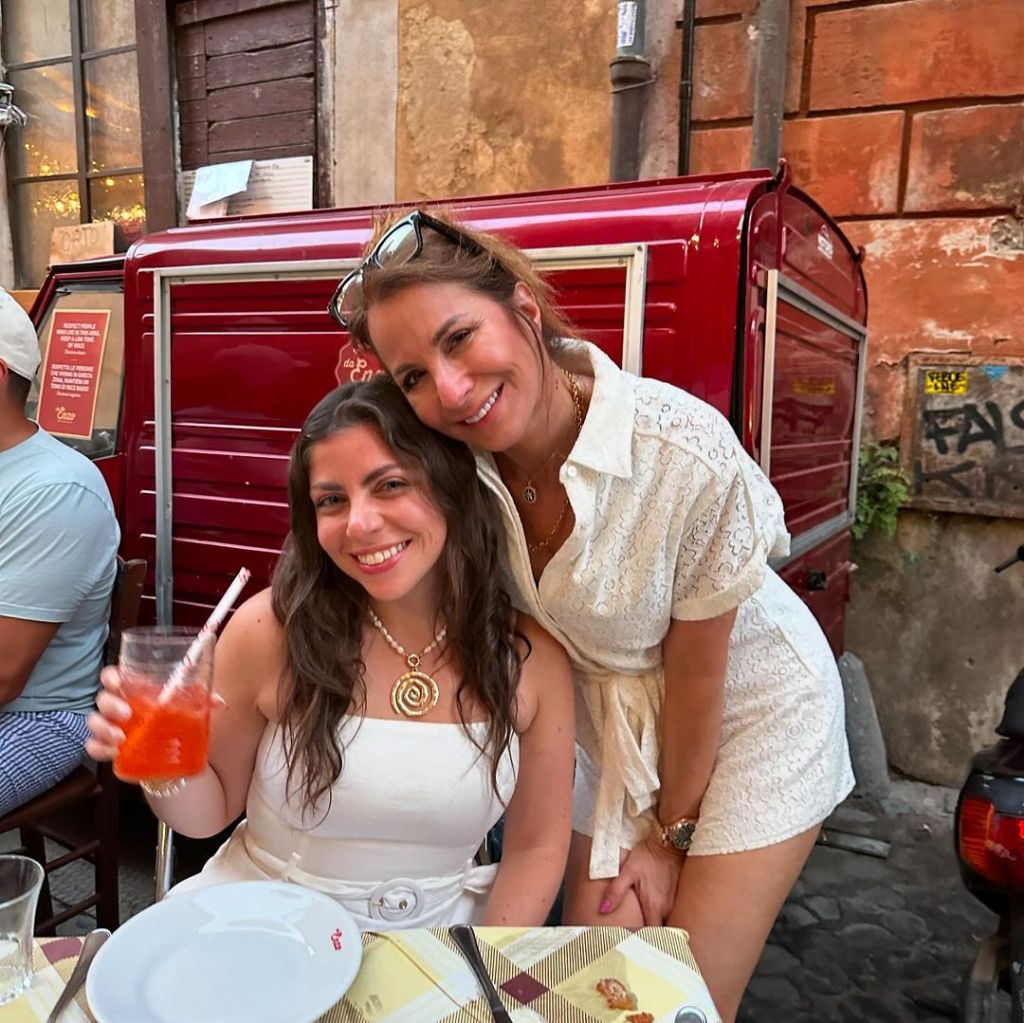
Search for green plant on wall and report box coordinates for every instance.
[854,442,911,540]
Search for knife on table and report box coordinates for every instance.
[448,924,514,1023]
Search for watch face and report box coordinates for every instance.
[669,822,696,851]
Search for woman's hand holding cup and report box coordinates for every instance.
[85,666,131,763]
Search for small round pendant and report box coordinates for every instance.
[391,670,440,718]
[523,484,537,504]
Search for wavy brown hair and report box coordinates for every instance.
[344,208,580,360]
[270,376,524,814]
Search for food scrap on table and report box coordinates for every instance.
[596,977,638,1011]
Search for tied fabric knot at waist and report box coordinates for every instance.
[579,669,665,879]
[242,827,498,928]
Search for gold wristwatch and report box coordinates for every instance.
[659,814,699,853]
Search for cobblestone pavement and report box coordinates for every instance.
[738,780,1001,1022]
[3,779,1002,1022]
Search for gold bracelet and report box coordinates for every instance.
[139,777,188,798]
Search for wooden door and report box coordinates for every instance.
[174,0,317,170]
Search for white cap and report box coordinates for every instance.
[0,286,40,380]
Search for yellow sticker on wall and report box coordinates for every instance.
[924,370,969,395]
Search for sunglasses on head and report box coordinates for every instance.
[328,210,483,329]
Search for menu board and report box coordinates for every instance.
[36,309,111,439]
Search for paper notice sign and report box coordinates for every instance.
[186,160,253,220]
[617,1,638,48]
[227,157,313,216]
[36,310,111,439]
[182,156,313,221]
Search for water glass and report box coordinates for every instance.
[0,855,44,1004]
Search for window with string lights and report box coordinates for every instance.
[2,1,146,287]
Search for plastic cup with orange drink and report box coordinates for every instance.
[114,568,249,791]
[114,626,216,786]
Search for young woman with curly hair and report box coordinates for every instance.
[87,377,574,929]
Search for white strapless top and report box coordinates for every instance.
[245,716,520,882]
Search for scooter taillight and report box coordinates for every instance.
[959,795,1024,888]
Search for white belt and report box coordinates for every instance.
[581,671,663,879]
[241,826,497,926]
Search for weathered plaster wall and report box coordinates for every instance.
[843,217,1024,442]
[638,0,685,181]
[847,513,1024,787]
[332,0,399,206]
[394,0,616,201]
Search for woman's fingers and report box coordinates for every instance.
[85,709,125,762]
[99,665,125,696]
[86,709,125,745]
[96,688,131,722]
[86,683,132,764]
[84,737,119,762]
[598,869,636,915]
[639,887,669,927]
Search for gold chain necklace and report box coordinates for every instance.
[502,368,583,506]
[520,369,584,554]
[368,608,447,718]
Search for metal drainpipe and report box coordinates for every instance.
[609,0,655,182]
[676,0,696,175]
[750,0,791,170]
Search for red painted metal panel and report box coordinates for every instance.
[770,300,860,536]
[92,454,124,514]
[777,530,853,658]
[546,266,626,369]
[779,191,867,323]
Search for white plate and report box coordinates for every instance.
[86,881,362,1023]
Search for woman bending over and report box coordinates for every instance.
[333,209,854,1013]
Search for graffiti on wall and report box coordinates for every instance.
[902,357,1024,519]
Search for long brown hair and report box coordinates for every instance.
[345,208,580,359]
[271,376,524,813]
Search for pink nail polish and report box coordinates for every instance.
[599,899,612,914]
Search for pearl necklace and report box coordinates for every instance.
[368,608,447,718]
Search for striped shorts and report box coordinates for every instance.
[0,710,91,816]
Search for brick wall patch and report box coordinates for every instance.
[906,103,1024,212]
[810,0,1024,111]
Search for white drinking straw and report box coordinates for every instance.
[159,567,251,702]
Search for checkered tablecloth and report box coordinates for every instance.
[4,927,719,1023]
[329,926,720,1023]
[0,936,92,1023]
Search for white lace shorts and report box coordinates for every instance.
[572,574,856,868]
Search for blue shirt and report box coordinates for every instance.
[0,428,120,713]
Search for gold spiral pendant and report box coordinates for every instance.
[390,654,439,718]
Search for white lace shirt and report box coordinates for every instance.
[476,340,853,877]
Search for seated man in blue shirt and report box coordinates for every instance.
[0,288,120,815]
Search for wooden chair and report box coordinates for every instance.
[0,556,147,934]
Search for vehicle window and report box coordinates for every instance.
[27,287,125,460]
